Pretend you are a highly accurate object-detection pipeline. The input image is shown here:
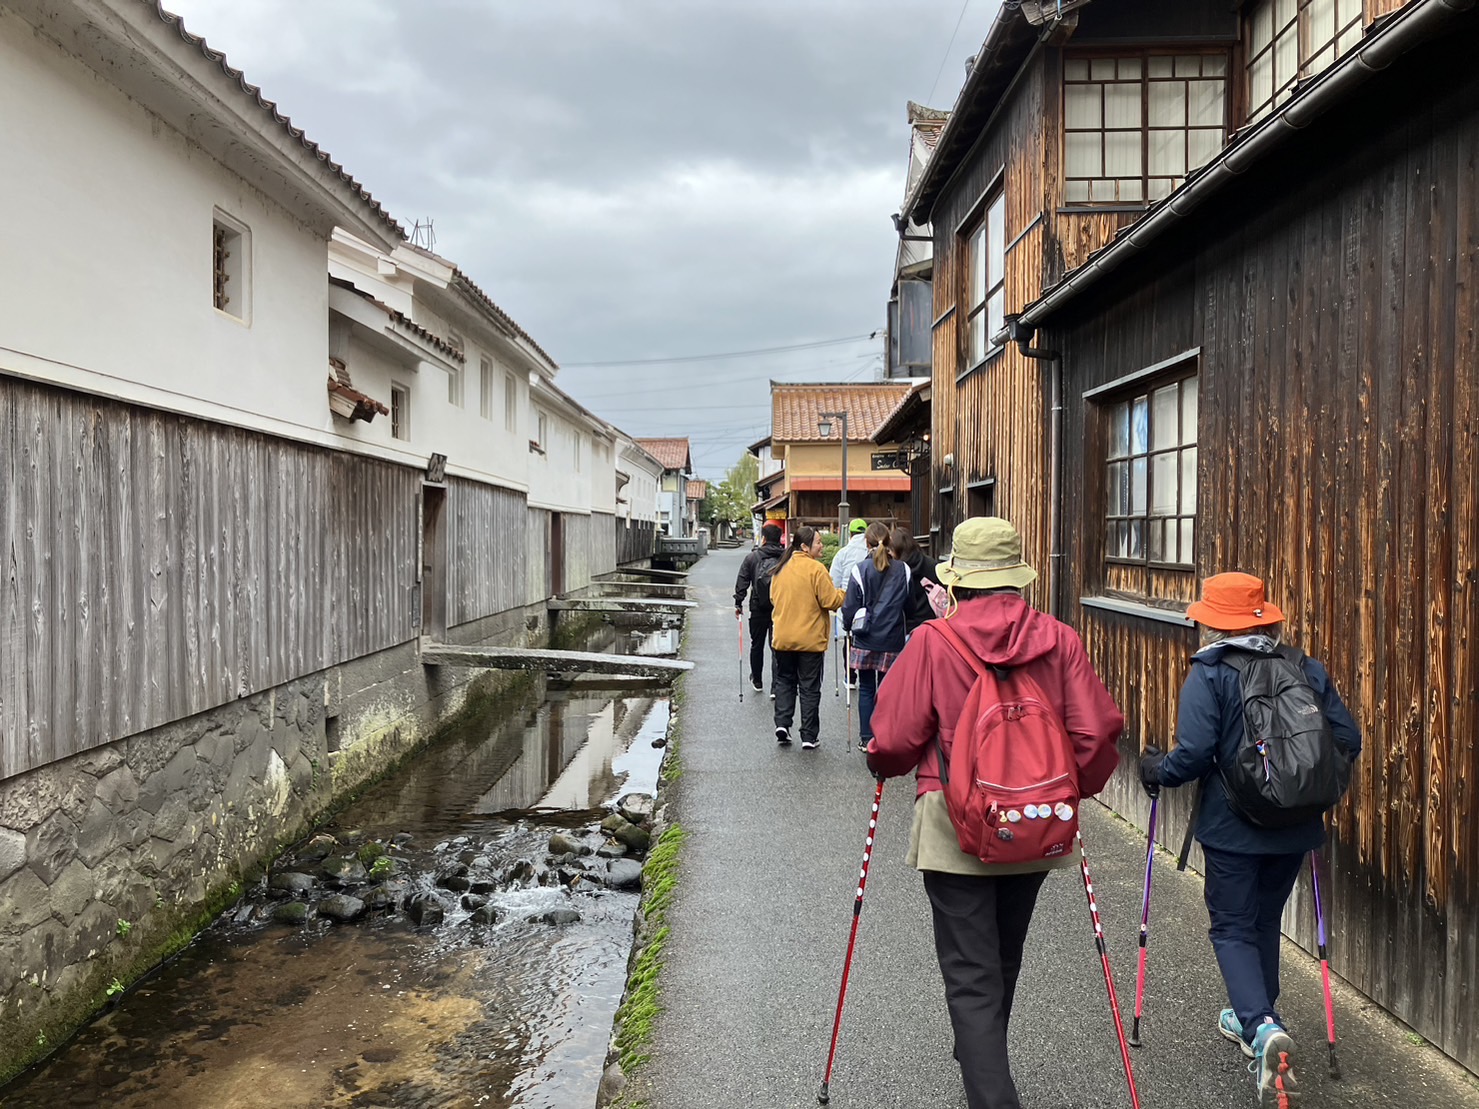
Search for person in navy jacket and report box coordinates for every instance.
[840,523,912,752]
[1140,572,1360,1108]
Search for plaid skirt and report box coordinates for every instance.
[850,646,900,673]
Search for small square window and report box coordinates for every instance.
[390,383,410,441]
[212,210,251,321]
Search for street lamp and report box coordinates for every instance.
[818,410,849,536]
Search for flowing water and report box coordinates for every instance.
[2,624,677,1109]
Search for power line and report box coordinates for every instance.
[926,0,975,106]
[562,332,878,368]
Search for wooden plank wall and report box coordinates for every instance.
[929,53,1049,571]
[563,513,593,594]
[445,477,529,627]
[616,518,657,566]
[524,509,551,606]
[588,511,617,583]
[1046,47,1479,1071]
[0,376,418,781]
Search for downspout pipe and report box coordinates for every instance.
[1005,314,1065,619]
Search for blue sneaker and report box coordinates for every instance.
[1249,1021,1299,1106]
[1219,1009,1255,1058]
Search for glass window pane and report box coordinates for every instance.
[1091,58,1116,81]
[1089,178,1118,202]
[1113,521,1126,558]
[1148,55,1173,78]
[1204,54,1228,77]
[1119,179,1144,202]
[1118,58,1142,80]
[1276,31,1298,90]
[1066,58,1090,81]
[1181,377,1198,441]
[1277,0,1297,26]
[1115,461,1131,515]
[1149,130,1186,177]
[1149,81,1187,127]
[987,196,1005,287]
[1131,396,1149,453]
[1111,403,1130,458]
[1148,518,1165,561]
[1131,456,1147,514]
[1179,519,1195,564]
[1152,452,1178,515]
[1105,131,1142,177]
[1189,80,1224,127]
[1148,178,1173,202]
[988,290,1005,348]
[971,227,985,306]
[1152,384,1179,449]
[1066,180,1090,203]
[1337,22,1362,54]
[1066,84,1102,129]
[1188,128,1223,171]
[1252,3,1272,50]
[1106,462,1121,516]
[1251,54,1272,112]
[1181,447,1198,513]
[1175,55,1201,78]
[1129,519,1145,559]
[1106,520,1117,555]
[1066,132,1102,178]
[968,311,985,365]
[1309,0,1336,47]
[1105,83,1142,128]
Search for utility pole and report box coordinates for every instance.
[818,411,850,536]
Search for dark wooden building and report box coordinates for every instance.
[902,0,1478,1073]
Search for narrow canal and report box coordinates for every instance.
[1,623,679,1109]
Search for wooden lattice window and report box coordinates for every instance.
[1246,0,1364,122]
[963,190,1005,368]
[1104,374,1198,567]
[391,383,410,441]
[1064,53,1229,205]
[211,211,248,319]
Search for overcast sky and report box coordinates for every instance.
[166,0,997,477]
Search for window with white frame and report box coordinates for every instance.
[504,373,518,433]
[963,191,1005,368]
[1246,0,1363,122]
[480,358,494,420]
[1104,375,1197,566]
[1064,53,1229,205]
[211,209,251,320]
[536,411,547,449]
[390,383,410,441]
[446,332,465,407]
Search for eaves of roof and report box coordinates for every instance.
[872,382,930,445]
[146,2,404,242]
[450,268,559,374]
[1019,0,1476,330]
[329,276,464,363]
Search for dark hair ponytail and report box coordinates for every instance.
[772,526,816,576]
[866,522,892,573]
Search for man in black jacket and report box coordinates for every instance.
[734,523,784,693]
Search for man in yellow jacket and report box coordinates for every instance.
[768,526,846,750]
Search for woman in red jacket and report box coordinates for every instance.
[867,517,1124,1109]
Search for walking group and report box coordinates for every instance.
[734,516,1362,1109]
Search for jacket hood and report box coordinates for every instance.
[756,541,783,556]
[935,593,1061,666]
[1191,634,1281,666]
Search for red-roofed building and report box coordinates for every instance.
[763,382,916,536]
[635,437,694,536]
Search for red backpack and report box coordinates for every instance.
[931,620,1081,866]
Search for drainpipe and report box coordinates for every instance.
[1005,314,1065,619]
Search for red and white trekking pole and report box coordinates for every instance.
[1078,833,1142,1109]
[1130,795,1159,1047]
[1310,850,1341,1079]
[818,777,884,1105]
[736,612,746,703]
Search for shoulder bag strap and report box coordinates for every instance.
[929,620,990,790]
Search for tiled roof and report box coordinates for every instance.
[329,277,465,362]
[686,480,708,500]
[635,438,692,472]
[450,267,558,372]
[770,382,915,443]
[150,3,404,241]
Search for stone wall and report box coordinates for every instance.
[0,599,573,1085]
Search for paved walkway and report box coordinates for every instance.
[629,548,1479,1109]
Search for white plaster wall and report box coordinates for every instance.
[526,399,591,513]
[0,10,331,428]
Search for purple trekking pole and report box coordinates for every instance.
[1130,795,1159,1047]
[1310,850,1341,1079]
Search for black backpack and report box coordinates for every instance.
[1219,646,1351,828]
[750,550,782,611]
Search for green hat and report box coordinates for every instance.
[848,518,868,535]
[936,517,1037,590]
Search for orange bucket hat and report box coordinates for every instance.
[1185,572,1285,631]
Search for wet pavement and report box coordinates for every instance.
[630,547,1479,1109]
[1,625,676,1109]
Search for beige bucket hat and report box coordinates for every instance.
[936,516,1038,590]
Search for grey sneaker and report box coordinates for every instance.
[1219,1009,1255,1058]
[775,727,791,746]
[1250,1022,1299,1106]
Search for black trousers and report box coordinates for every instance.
[772,650,825,743]
[923,869,1050,1109]
[747,608,773,687]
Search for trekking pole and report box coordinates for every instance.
[833,619,840,698]
[818,777,884,1105]
[1078,833,1142,1109]
[736,612,745,703]
[1310,850,1341,1079]
[1130,795,1159,1048]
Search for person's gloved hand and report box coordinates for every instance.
[1138,746,1166,799]
[735,607,743,618]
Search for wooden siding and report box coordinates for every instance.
[0,377,418,781]
[588,511,617,583]
[524,509,551,606]
[445,478,529,628]
[616,518,658,566]
[930,52,1050,576]
[1047,47,1479,1070]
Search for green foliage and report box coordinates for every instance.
[357,842,386,866]
[820,532,841,569]
[612,823,687,1080]
[701,452,762,529]
[105,979,125,999]
[368,855,397,880]
[115,919,132,939]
